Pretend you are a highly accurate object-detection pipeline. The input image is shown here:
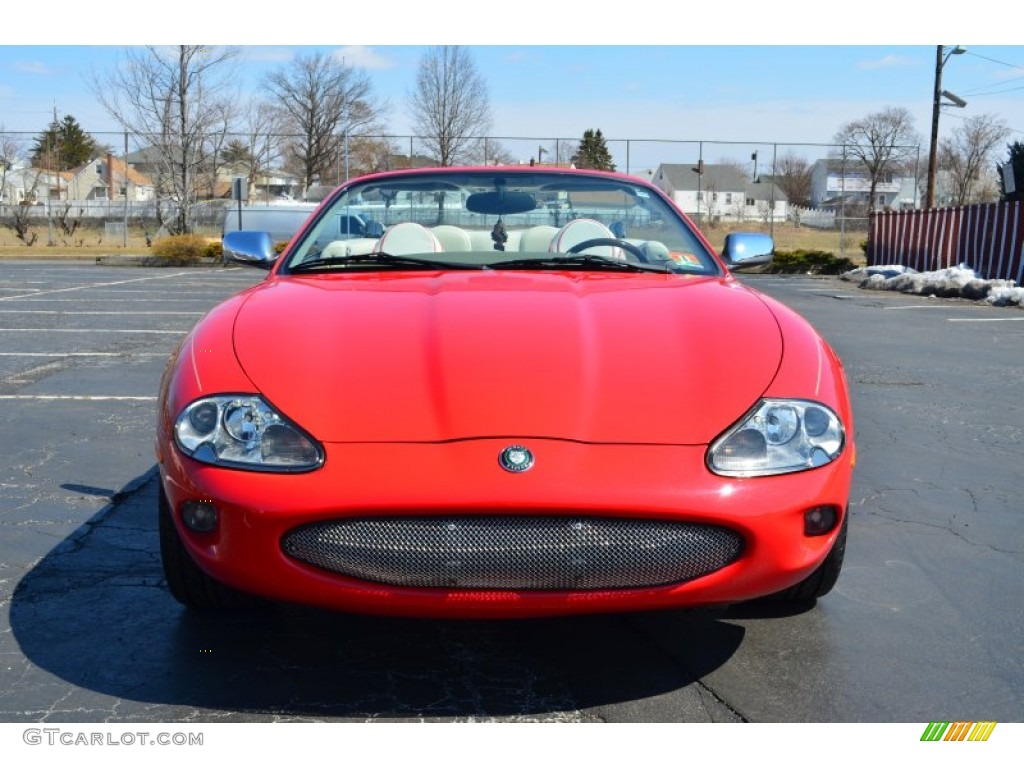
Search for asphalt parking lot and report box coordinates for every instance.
[0,261,1021,723]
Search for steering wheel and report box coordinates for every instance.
[566,237,649,263]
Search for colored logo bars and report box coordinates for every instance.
[921,722,997,742]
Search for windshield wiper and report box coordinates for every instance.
[487,254,669,273]
[288,251,482,273]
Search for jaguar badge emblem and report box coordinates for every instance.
[499,445,534,473]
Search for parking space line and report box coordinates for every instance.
[0,310,203,316]
[0,352,166,357]
[0,310,202,316]
[883,305,967,310]
[0,328,185,334]
[0,272,195,302]
[948,317,1024,323]
[0,395,157,401]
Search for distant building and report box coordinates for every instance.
[0,166,72,204]
[809,159,919,210]
[650,163,788,222]
[65,155,155,202]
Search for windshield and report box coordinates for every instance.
[282,169,721,275]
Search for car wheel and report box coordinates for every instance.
[158,484,254,610]
[766,510,848,604]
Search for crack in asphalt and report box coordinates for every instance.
[853,487,1023,556]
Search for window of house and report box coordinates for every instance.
[746,198,755,207]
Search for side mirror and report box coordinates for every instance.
[721,232,774,271]
[222,231,278,269]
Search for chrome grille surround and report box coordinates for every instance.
[281,516,743,591]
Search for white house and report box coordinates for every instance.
[650,163,788,223]
[0,166,72,204]
[65,155,156,202]
[809,159,918,210]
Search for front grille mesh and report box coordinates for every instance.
[281,516,743,591]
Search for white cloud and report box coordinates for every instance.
[857,54,918,71]
[14,60,53,75]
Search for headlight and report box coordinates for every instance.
[174,395,323,471]
[708,399,844,477]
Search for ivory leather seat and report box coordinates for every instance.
[376,222,444,254]
[550,219,622,259]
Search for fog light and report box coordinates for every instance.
[181,500,219,533]
[804,505,839,536]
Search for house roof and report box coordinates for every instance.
[124,146,168,165]
[810,158,913,176]
[24,169,75,183]
[66,157,155,189]
[655,163,787,202]
[106,157,154,187]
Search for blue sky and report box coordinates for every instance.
[2,9,1022,172]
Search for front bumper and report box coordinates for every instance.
[159,437,854,618]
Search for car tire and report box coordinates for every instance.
[766,510,848,604]
[158,484,254,610]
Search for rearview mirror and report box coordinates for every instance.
[465,190,537,215]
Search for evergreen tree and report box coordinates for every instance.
[30,114,99,170]
[220,139,255,167]
[997,141,1024,202]
[573,129,616,171]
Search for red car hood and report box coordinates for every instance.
[232,271,782,444]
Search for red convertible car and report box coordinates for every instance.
[156,166,854,618]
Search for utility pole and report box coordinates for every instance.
[926,45,966,209]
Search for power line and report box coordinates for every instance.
[964,51,1024,72]
[963,82,1024,98]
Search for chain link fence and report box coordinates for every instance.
[1,129,919,255]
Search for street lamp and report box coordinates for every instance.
[925,45,966,209]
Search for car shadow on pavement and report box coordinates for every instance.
[9,470,746,721]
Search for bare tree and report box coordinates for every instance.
[833,107,920,212]
[773,151,813,208]
[938,113,1010,206]
[345,135,403,177]
[198,98,239,200]
[409,46,492,166]
[218,102,285,200]
[0,127,24,204]
[544,140,578,166]
[263,52,384,191]
[468,137,514,166]
[91,45,239,234]
[700,178,721,228]
[1,151,41,245]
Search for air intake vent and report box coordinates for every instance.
[282,516,743,591]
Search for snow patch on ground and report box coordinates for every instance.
[841,264,1024,308]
